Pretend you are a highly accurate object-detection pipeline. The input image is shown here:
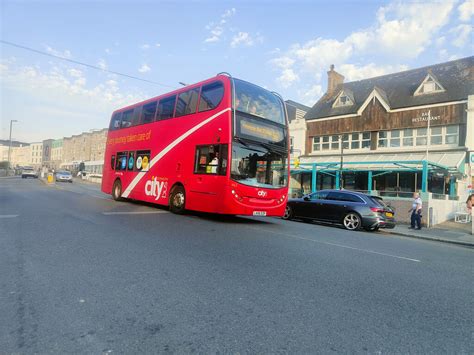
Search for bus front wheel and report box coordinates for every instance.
[112,180,123,201]
[169,185,186,214]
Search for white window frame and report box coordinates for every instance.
[377,125,459,149]
[313,132,370,152]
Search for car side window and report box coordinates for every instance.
[309,191,328,200]
[344,194,365,203]
[327,192,345,201]
[327,191,364,203]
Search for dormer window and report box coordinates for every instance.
[333,91,354,107]
[414,74,445,96]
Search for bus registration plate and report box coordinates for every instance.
[253,211,267,216]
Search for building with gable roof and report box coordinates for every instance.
[291,57,473,202]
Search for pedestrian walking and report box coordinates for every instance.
[466,194,474,214]
[409,192,423,230]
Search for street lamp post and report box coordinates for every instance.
[7,120,18,171]
[339,134,344,189]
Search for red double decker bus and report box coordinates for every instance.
[101,74,289,216]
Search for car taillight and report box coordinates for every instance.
[370,207,384,213]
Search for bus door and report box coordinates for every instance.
[190,144,228,211]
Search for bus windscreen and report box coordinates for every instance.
[233,79,285,125]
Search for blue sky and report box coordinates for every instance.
[1,0,472,142]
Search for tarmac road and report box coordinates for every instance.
[1,177,473,353]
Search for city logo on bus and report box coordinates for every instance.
[257,190,267,197]
[145,176,168,201]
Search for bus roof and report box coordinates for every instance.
[112,74,231,115]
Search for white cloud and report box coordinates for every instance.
[140,44,151,50]
[299,85,323,106]
[458,0,474,21]
[0,63,147,141]
[338,63,409,81]
[155,43,161,48]
[97,59,107,70]
[276,69,299,88]
[271,56,295,69]
[204,8,236,43]
[435,36,446,47]
[138,64,151,73]
[105,48,111,54]
[450,24,472,47]
[204,26,224,43]
[67,68,83,78]
[230,32,263,48]
[270,0,456,100]
[222,8,236,19]
[374,1,454,57]
[45,45,72,58]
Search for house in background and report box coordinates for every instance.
[285,100,310,159]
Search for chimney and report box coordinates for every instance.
[327,64,344,96]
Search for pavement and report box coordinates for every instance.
[383,221,474,247]
[1,176,473,353]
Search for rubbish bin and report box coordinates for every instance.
[47,173,54,183]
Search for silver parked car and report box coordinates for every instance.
[55,170,73,183]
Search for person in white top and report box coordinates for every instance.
[409,192,423,230]
[209,152,219,174]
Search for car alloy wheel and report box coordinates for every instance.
[282,205,293,220]
[343,212,361,231]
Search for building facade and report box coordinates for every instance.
[50,139,63,170]
[292,57,473,200]
[61,129,108,172]
[10,144,32,167]
[286,100,310,159]
[30,142,43,167]
[42,139,54,168]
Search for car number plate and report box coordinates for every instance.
[253,211,267,216]
[385,212,393,217]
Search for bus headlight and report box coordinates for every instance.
[231,189,243,201]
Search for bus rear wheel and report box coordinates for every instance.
[112,180,123,201]
[169,185,186,214]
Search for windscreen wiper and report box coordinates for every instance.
[233,137,266,153]
[254,141,287,154]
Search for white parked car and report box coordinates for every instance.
[21,167,38,179]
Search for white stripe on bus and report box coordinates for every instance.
[121,107,231,198]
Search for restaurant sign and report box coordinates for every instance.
[411,110,441,123]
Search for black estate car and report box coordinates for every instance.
[282,190,395,231]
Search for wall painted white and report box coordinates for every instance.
[289,110,307,158]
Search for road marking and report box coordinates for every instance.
[0,214,19,218]
[102,211,168,215]
[247,226,421,263]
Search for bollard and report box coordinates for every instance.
[47,173,54,183]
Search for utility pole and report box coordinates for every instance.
[426,110,431,162]
[339,134,344,189]
[7,120,18,171]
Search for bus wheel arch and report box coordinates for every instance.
[112,178,123,201]
[169,183,186,214]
